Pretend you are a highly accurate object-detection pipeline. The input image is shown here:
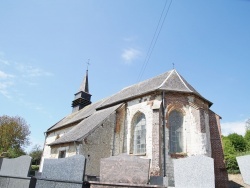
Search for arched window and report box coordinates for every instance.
[131,113,146,155]
[169,110,183,153]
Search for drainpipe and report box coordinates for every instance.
[162,91,167,177]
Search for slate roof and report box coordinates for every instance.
[97,69,212,109]
[49,103,122,145]
[48,99,105,132]
[47,69,212,145]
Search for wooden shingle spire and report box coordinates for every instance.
[72,64,92,112]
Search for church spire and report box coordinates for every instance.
[79,69,89,93]
[72,67,92,112]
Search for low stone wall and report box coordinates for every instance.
[90,181,166,188]
[30,177,90,188]
[0,177,166,188]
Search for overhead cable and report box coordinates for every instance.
[137,0,173,81]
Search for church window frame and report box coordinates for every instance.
[169,109,184,154]
[58,146,69,158]
[130,112,146,155]
[58,150,66,158]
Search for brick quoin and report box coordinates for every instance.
[209,110,228,188]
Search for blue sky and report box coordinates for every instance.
[0,0,249,152]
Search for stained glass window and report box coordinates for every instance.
[169,110,183,153]
[132,113,146,155]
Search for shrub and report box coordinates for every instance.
[224,154,240,174]
[29,165,39,177]
[31,165,39,171]
[227,133,247,152]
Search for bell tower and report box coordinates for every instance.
[72,68,92,112]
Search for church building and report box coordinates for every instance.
[40,69,228,187]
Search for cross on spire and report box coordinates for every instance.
[86,59,90,71]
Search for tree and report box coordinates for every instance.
[222,127,250,174]
[245,130,250,142]
[0,115,30,158]
[222,136,239,173]
[227,133,247,152]
[222,136,236,155]
[244,129,250,151]
[29,144,43,165]
[246,119,250,131]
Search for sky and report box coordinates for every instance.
[0,0,250,152]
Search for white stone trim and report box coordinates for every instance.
[175,70,192,92]
[157,69,174,89]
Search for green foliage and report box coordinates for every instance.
[222,136,239,173]
[227,133,247,152]
[245,130,250,151]
[0,115,30,158]
[31,165,39,171]
[244,130,250,142]
[29,144,43,165]
[222,125,250,174]
[6,148,26,158]
[224,154,240,174]
[30,165,40,176]
[222,136,236,155]
[246,119,250,130]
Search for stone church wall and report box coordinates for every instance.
[151,107,162,176]
[113,105,126,155]
[209,110,228,188]
[165,92,211,157]
[49,143,77,158]
[40,92,226,188]
[165,92,212,186]
[126,94,162,162]
[40,124,76,171]
[80,112,116,176]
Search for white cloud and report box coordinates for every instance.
[122,48,141,63]
[0,53,53,102]
[221,120,246,136]
[0,51,10,65]
[0,69,14,98]
[15,63,53,77]
[0,81,14,98]
[0,58,10,65]
[0,70,14,79]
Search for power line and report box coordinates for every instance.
[137,0,173,82]
[137,0,168,81]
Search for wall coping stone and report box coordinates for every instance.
[89,181,166,188]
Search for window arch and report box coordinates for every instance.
[131,112,146,155]
[169,110,183,153]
